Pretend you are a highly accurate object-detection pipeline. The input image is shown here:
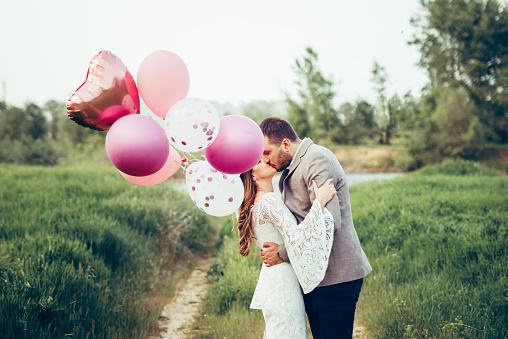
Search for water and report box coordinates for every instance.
[174,172,405,193]
[345,172,405,186]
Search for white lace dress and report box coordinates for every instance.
[249,192,334,339]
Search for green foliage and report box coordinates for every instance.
[415,159,503,176]
[333,100,381,144]
[408,86,491,165]
[286,47,340,140]
[351,161,507,338]
[0,102,59,166]
[287,96,312,138]
[0,164,213,338]
[410,0,508,142]
[371,61,398,144]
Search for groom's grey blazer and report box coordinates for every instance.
[278,139,372,287]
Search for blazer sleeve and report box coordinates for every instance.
[301,150,342,232]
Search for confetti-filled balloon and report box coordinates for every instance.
[186,161,244,217]
[164,98,220,153]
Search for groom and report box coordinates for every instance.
[259,117,372,339]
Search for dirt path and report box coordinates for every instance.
[153,256,216,339]
[152,254,372,338]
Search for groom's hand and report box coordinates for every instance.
[261,242,283,267]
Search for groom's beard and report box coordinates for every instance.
[276,149,292,172]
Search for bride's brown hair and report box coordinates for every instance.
[238,170,257,257]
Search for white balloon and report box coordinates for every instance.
[164,98,220,153]
[186,161,244,217]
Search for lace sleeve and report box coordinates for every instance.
[259,193,334,293]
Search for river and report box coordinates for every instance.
[173,172,404,193]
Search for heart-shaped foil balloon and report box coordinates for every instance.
[67,51,140,131]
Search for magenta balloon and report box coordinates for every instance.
[105,115,169,176]
[137,50,190,118]
[204,115,264,174]
[119,146,181,186]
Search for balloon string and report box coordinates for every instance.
[231,213,236,232]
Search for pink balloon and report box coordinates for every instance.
[204,115,264,174]
[119,146,181,186]
[105,115,169,176]
[137,50,190,118]
[67,51,140,131]
[100,105,131,127]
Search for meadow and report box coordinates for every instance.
[195,160,507,338]
[0,164,214,338]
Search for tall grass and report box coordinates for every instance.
[352,161,507,338]
[0,164,214,338]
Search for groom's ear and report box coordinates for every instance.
[281,138,291,152]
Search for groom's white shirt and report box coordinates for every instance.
[287,137,308,170]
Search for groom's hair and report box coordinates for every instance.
[260,117,298,146]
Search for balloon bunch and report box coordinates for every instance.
[67,50,264,217]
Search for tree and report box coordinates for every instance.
[371,61,397,144]
[287,47,339,140]
[0,102,48,141]
[286,96,312,138]
[410,0,508,141]
[408,86,487,164]
[0,102,57,165]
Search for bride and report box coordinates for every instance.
[237,160,336,338]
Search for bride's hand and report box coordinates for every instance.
[312,178,336,210]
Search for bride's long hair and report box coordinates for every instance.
[238,170,257,257]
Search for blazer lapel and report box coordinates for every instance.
[280,139,313,196]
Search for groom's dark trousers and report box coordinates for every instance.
[303,278,363,339]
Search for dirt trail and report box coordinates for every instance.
[153,256,215,339]
[152,255,372,338]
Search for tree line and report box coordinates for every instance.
[0,100,106,165]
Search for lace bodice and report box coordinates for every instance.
[252,192,334,293]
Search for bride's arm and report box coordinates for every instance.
[259,193,334,292]
[259,193,333,252]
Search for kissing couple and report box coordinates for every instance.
[236,117,372,339]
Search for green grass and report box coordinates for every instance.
[0,164,214,338]
[352,161,507,338]
[195,161,507,338]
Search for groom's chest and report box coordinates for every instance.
[281,169,312,220]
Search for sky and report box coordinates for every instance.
[0,0,429,110]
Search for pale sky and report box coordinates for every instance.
[0,0,428,109]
